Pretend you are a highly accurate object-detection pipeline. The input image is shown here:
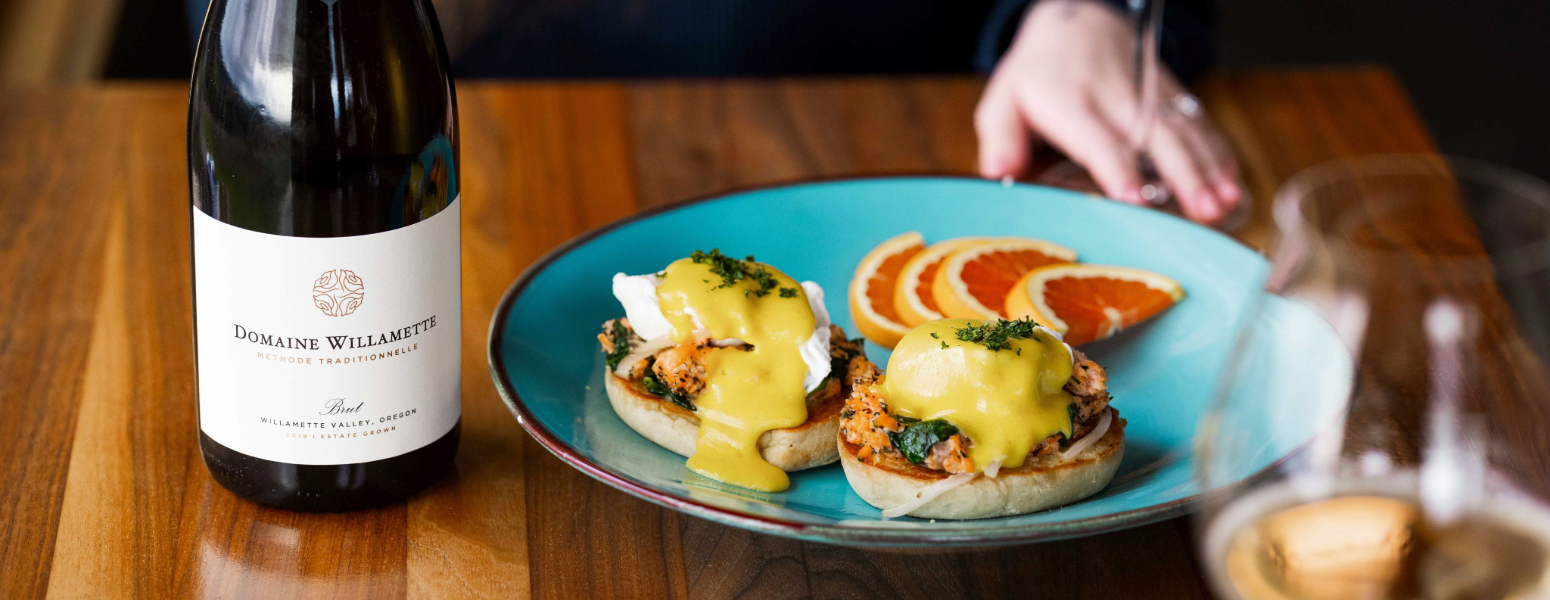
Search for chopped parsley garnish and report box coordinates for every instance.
[953,317,1043,351]
[929,332,939,339]
[642,375,695,412]
[689,249,791,298]
[887,419,960,464]
[604,320,632,372]
[941,341,948,349]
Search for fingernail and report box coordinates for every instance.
[1119,184,1144,204]
[1214,179,1241,202]
[1195,190,1223,221]
[981,155,1020,181]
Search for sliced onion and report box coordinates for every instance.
[1061,408,1113,460]
[984,457,1005,479]
[881,472,977,519]
[612,336,676,377]
[691,329,747,348]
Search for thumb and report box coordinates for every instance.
[975,82,1036,180]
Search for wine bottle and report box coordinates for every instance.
[188,0,461,512]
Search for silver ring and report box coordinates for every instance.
[1171,92,1202,119]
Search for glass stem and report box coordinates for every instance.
[1129,0,1167,205]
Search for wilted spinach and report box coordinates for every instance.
[642,375,695,412]
[604,320,632,372]
[887,418,960,464]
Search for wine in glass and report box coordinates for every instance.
[1195,155,1550,599]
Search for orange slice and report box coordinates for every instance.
[849,232,926,348]
[932,238,1077,320]
[1005,264,1184,346]
[892,237,992,327]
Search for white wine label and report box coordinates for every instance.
[193,201,461,465]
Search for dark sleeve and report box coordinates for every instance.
[973,0,1216,83]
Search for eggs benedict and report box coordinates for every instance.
[838,318,1123,519]
[599,250,868,492]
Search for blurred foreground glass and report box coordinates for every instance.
[1195,155,1550,600]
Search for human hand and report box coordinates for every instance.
[975,0,1242,224]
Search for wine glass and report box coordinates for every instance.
[1195,154,1550,600]
[1127,0,1253,230]
[1035,0,1253,231]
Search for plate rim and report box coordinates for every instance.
[487,175,1244,546]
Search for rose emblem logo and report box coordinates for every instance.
[312,269,365,317]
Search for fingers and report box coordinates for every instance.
[1155,73,1243,216]
[973,0,1142,200]
[1148,121,1222,223]
[1164,113,1245,223]
[971,7,1242,226]
[975,79,1035,180]
[1175,116,1243,207]
[1018,94,1142,203]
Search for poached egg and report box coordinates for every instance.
[612,272,834,393]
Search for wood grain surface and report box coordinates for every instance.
[0,68,1490,599]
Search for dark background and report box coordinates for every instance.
[107,0,1548,185]
[1214,1,1549,191]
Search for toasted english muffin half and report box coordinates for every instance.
[838,409,1125,520]
[603,372,845,471]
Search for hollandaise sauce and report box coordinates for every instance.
[655,257,815,492]
[882,319,1073,471]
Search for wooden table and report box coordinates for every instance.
[0,68,1451,599]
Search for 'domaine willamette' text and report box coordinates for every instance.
[233,316,438,351]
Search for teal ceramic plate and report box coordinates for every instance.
[489,177,1333,547]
